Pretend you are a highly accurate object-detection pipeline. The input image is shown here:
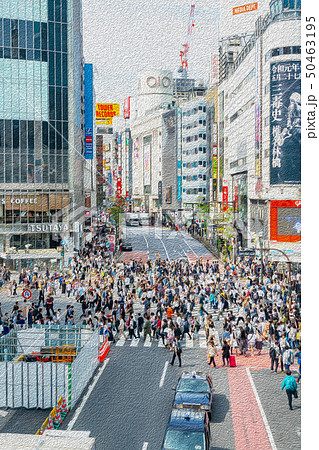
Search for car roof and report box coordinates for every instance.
[167,409,206,432]
[179,371,208,381]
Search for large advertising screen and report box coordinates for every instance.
[270,61,301,185]
[270,200,301,242]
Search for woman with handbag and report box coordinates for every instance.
[207,335,219,367]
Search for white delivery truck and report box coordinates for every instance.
[138,212,149,226]
[125,212,139,226]
[0,430,96,449]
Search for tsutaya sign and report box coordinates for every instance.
[28,223,69,233]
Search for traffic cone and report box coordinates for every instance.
[60,396,68,418]
[53,406,62,428]
[47,415,54,430]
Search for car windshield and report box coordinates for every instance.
[163,430,206,450]
[177,379,210,393]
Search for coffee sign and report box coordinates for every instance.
[2,197,38,205]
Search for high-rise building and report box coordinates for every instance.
[0,0,85,268]
[219,0,301,260]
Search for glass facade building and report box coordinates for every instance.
[0,0,85,259]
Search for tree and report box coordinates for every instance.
[219,206,235,262]
[109,196,127,243]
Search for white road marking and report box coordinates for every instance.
[0,410,8,417]
[159,361,169,388]
[180,233,199,258]
[142,442,148,450]
[67,358,110,431]
[199,337,207,348]
[246,368,278,450]
[130,338,139,347]
[158,340,165,348]
[116,337,126,346]
[158,235,170,261]
[186,338,194,348]
[144,338,152,347]
[143,235,149,249]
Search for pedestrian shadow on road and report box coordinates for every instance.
[210,394,230,423]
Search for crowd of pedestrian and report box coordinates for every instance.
[0,230,301,404]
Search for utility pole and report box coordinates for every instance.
[258,232,264,284]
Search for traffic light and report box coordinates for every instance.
[61,249,64,257]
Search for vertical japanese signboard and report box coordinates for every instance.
[124,96,131,119]
[212,122,218,201]
[143,137,151,186]
[84,64,93,159]
[255,39,261,176]
[117,177,122,201]
[270,61,301,185]
[222,180,228,212]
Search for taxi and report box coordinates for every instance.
[173,372,213,419]
[162,409,210,450]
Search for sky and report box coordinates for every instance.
[82,0,220,106]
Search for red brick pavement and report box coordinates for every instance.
[120,251,149,264]
[228,366,273,450]
[208,350,297,371]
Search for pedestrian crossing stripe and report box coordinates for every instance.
[186,339,194,348]
[144,338,152,347]
[114,336,207,349]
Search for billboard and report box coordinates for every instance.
[255,39,261,176]
[270,200,301,242]
[270,61,301,185]
[84,64,93,159]
[233,2,258,15]
[96,118,113,126]
[124,96,131,119]
[96,103,120,119]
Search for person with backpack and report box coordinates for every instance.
[170,337,182,367]
[45,294,54,318]
[127,314,137,340]
[281,370,298,410]
[282,345,294,372]
[269,341,280,372]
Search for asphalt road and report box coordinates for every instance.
[122,226,217,262]
[0,226,301,449]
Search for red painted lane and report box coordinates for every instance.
[186,253,219,264]
[121,251,149,264]
[228,367,273,450]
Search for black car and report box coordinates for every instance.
[173,372,213,419]
[162,409,210,450]
[120,242,133,251]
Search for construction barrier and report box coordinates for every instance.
[98,338,110,362]
[36,395,69,435]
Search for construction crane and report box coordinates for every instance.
[179,4,195,78]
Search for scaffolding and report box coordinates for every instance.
[0,324,93,363]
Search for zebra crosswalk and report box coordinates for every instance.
[113,333,208,349]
